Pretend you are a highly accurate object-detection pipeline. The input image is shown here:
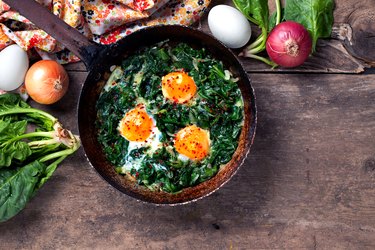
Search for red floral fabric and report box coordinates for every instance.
[0,0,210,63]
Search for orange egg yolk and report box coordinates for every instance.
[174,125,210,160]
[119,105,153,142]
[161,72,197,104]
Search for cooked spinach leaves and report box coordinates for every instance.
[96,42,244,193]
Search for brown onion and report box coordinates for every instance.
[25,60,69,104]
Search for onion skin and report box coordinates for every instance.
[266,21,312,68]
[25,60,69,105]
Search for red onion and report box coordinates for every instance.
[266,21,312,68]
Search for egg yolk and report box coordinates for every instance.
[161,72,197,104]
[119,105,153,142]
[174,125,210,160]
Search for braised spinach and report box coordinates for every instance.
[96,42,244,193]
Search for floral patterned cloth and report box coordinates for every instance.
[0,0,210,63]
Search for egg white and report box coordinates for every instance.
[177,153,190,162]
[119,112,164,172]
[104,66,123,91]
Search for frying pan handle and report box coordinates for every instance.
[4,0,104,70]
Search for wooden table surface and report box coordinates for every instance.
[1,0,375,249]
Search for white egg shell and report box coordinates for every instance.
[0,44,29,91]
[208,5,252,49]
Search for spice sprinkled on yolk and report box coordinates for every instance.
[161,72,197,103]
[174,125,210,160]
[119,105,153,142]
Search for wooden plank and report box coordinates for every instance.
[0,72,374,249]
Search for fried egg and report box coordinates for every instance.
[119,104,153,142]
[174,125,210,160]
[118,105,163,171]
[161,72,197,104]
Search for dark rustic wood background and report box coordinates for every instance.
[1,0,374,249]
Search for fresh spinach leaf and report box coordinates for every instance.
[0,93,80,222]
[0,120,27,142]
[233,0,269,29]
[0,154,64,223]
[0,120,32,167]
[0,160,45,222]
[0,93,29,113]
[0,141,32,168]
